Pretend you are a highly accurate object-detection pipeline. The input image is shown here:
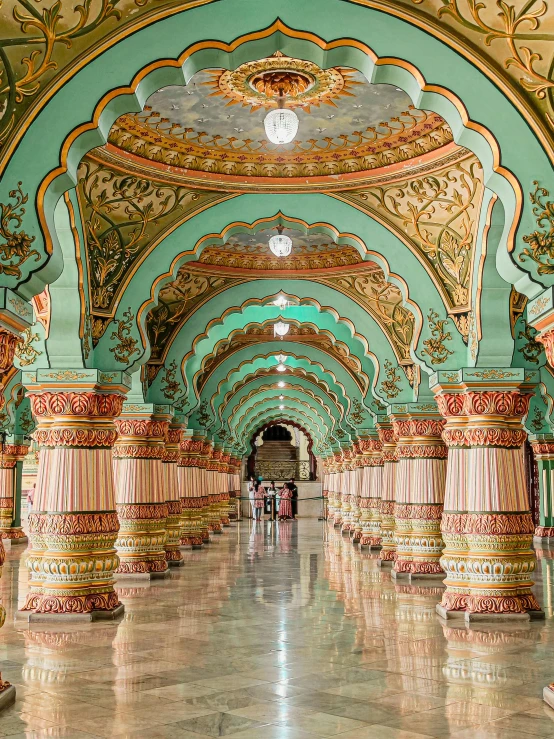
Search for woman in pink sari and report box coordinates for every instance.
[278,483,293,521]
[253,484,265,520]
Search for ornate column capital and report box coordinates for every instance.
[389,402,447,460]
[431,368,536,448]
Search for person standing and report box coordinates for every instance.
[289,478,298,519]
[247,476,257,519]
[253,484,265,520]
[278,483,293,521]
[265,481,277,518]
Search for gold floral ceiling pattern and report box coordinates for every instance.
[1,1,552,175]
[76,154,235,341]
[197,228,362,271]
[106,58,454,188]
[335,149,484,339]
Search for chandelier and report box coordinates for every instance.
[274,321,290,338]
[279,395,284,400]
[274,293,289,308]
[279,404,285,410]
[269,226,292,257]
[276,363,287,372]
[264,91,299,145]
[274,353,287,363]
[278,381,286,388]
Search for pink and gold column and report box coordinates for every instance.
[389,403,447,581]
[359,432,383,549]
[20,369,129,619]
[377,420,397,564]
[432,369,541,620]
[113,403,170,578]
[220,452,231,526]
[0,443,29,542]
[163,422,184,566]
[178,433,204,548]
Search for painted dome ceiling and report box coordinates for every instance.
[104,54,456,191]
[193,228,362,271]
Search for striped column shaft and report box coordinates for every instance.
[377,421,398,564]
[113,407,170,578]
[352,447,364,543]
[433,370,540,618]
[20,374,128,617]
[220,452,231,526]
[390,407,447,579]
[359,434,383,548]
[163,424,183,566]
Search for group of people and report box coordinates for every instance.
[247,477,298,521]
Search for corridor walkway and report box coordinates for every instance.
[2,521,554,738]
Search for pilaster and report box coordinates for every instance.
[389,402,447,581]
[113,403,170,579]
[432,368,542,621]
[19,369,129,620]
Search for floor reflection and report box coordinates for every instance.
[0,520,554,737]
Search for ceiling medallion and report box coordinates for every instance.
[202,53,355,113]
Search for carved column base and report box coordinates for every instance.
[439,512,543,619]
[0,682,16,712]
[0,527,27,543]
[543,684,554,710]
[115,504,169,578]
[379,501,396,563]
[393,503,444,577]
[21,512,123,617]
[535,526,554,539]
[164,500,183,566]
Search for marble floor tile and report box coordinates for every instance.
[1,521,554,739]
[173,710,268,736]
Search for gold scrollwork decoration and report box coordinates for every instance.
[161,360,181,400]
[420,308,453,365]
[0,182,40,279]
[518,321,544,364]
[380,359,402,399]
[15,326,42,367]
[411,0,554,125]
[110,307,139,364]
[0,0,153,152]
[349,398,366,427]
[520,181,554,275]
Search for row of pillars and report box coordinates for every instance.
[322,370,545,622]
[0,384,241,622]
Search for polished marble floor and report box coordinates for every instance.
[2,520,554,738]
